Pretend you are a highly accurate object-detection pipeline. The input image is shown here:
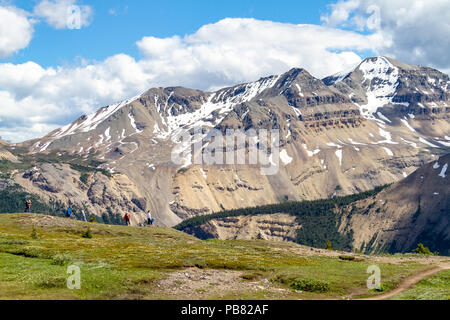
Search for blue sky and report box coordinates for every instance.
[9,0,333,68]
[0,0,449,142]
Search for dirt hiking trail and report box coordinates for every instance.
[359,262,450,300]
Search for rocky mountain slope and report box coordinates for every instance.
[339,153,449,255]
[2,56,449,226]
[178,154,449,254]
[0,141,18,162]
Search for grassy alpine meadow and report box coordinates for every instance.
[0,213,446,300]
[389,270,450,300]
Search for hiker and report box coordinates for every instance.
[81,210,87,222]
[24,199,30,213]
[66,206,72,218]
[146,211,154,226]
[124,212,131,226]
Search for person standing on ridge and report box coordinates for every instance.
[66,206,72,218]
[146,210,154,226]
[24,199,32,213]
[124,212,131,226]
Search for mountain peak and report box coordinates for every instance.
[360,56,419,71]
[286,67,307,74]
[324,56,413,85]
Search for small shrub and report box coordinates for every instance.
[30,226,38,240]
[89,217,97,223]
[241,272,264,281]
[51,253,73,266]
[80,173,89,184]
[413,243,433,255]
[182,258,207,269]
[290,278,331,293]
[0,239,29,245]
[36,276,66,288]
[12,246,44,258]
[373,281,396,292]
[339,255,355,261]
[82,227,93,239]
[177,167,188,174]
[325,240,332,250]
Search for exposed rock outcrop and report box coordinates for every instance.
[185,213,300,242]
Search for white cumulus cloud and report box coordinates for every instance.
[33,0,93,29]
[321,0,450,73]
[136,18,383,90]
[0,6,34,58]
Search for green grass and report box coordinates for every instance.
[390,270,450,300]
[0,213,439,300]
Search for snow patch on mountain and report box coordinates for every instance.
[295,84,304,97]
[157,76,281,141]
[327,142,343,149]
[104,127,111,142]
[200,168,207,179]
[377,112,391,123]
[400,138,419,149]
[348,138,367,146]
[371,128,398,145]
[382,147,393,156]
[303,144,320,157]
[280,149,293,165]
[419,137,439,148]
[55,94,142,139]
[356,57,400,120]
[435,140,450,147]
[438,163,448,178]
[128,113,143,134]
[335,149,343,166]
[400,119,416,132]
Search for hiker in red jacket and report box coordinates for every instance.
[124,213,131,226]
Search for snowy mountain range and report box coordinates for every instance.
[4,56,449,227]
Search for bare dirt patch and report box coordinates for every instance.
[153,267,288,299]
[16,214,81,229]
